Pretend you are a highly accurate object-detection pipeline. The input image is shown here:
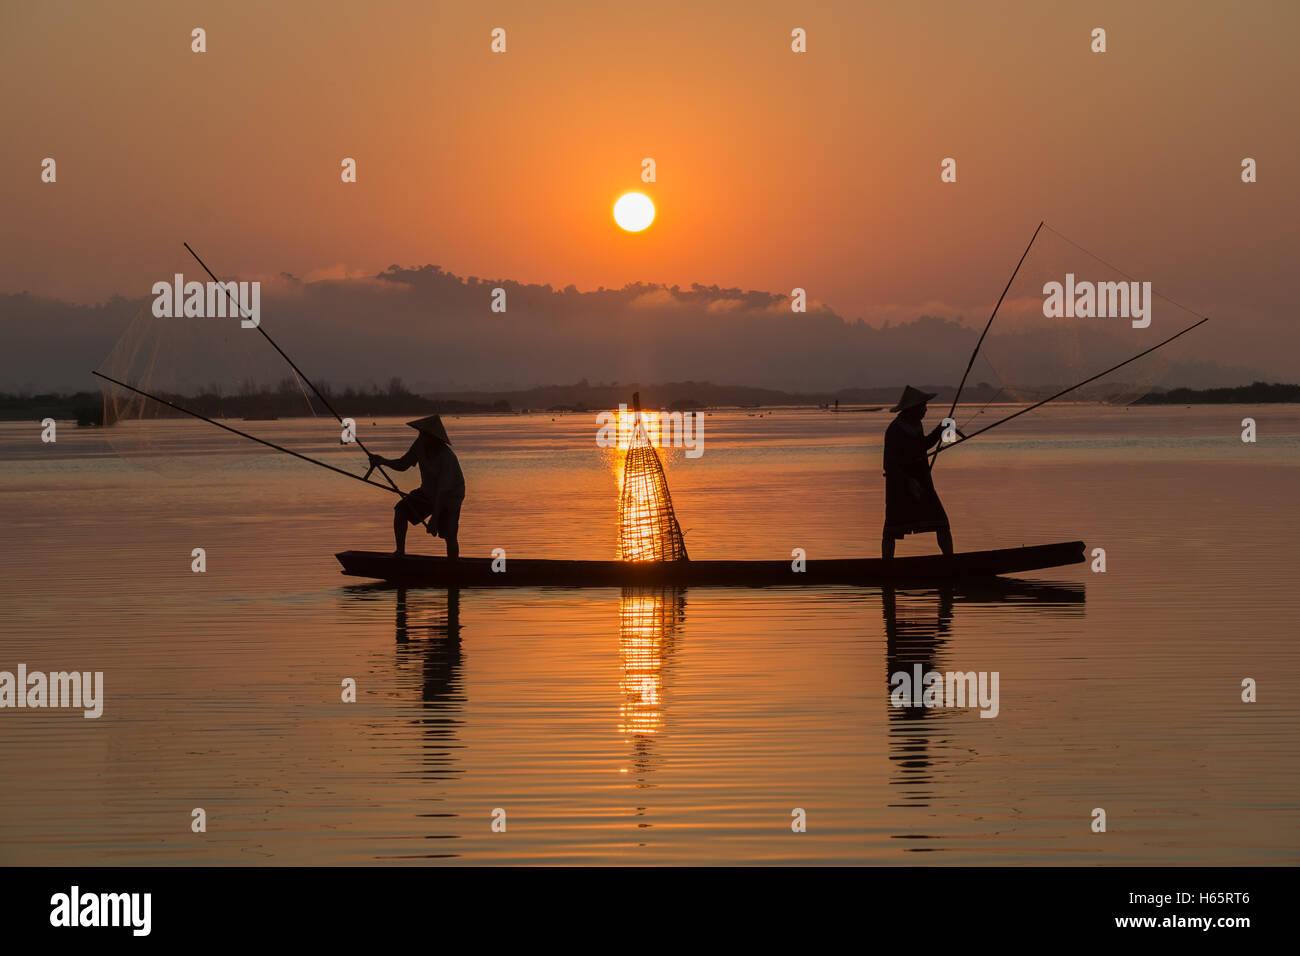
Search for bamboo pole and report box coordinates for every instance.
[930,220,1043,470]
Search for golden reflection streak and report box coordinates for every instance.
[617,588,683,740]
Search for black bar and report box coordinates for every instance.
[0,865,1281,942]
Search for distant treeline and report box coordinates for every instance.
[1134,382,1300,404]
[0,379,509,424]
[402,379,1300,409]
[8,378,1298,424]
[436,380,1018,410]
[0,391,106,424]
[0,379,995,422]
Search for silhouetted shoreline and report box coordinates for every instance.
[5,379,1297,424]
[1132,381,1300,404]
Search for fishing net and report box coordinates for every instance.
[953,222,1209,420]
[616,396,688,562]
[95,268,329,473]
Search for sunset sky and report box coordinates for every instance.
[2,0,1297,387]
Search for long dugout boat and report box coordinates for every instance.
[336,540,1086,588]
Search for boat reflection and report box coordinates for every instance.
[883,579,1085,851]
[395,586,464,858]
[344,576,1084,860]
[342,584,466,859]
[883,585,954,817]
[617,587,685,786]
[392,587,464,763]
[399,585,459,678]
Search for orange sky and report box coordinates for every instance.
[2,0,1296,348]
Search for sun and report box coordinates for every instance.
[613,192,655,232]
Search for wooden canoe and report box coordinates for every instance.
[335,540,1086,588]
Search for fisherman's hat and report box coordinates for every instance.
[890,385,937,413]
[406,414,450,444]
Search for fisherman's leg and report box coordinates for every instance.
[936,527,954,557]
[882,535,895,560]
[439,503,461,561]
[393,508,408,555]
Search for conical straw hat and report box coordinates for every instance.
[406,414,450,444]
[890,385,937,413]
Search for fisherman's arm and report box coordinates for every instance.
[924,424,967,450]
[369,442,418,471]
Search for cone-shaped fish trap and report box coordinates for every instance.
[617,395,688,562]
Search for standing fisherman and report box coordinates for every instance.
[368,415,465,558]
[881,386,962,559]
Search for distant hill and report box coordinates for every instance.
[0,384,509,425]
[1134,382,1300,404]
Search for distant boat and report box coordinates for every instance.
[336,541,1085,588]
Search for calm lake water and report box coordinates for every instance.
[1,404,1297,864]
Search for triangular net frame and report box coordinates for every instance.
[617,406,689,562]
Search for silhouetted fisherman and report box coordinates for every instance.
[881,386,962,559]
[368,415,465,558]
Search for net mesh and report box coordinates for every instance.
[94,270,326,473]
[956,222,1208,416]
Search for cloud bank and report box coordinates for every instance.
[0,266,1253,394]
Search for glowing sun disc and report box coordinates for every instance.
[614,192,655,232]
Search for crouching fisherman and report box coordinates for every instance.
[368,415,465,558]
[881,386,961,559]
